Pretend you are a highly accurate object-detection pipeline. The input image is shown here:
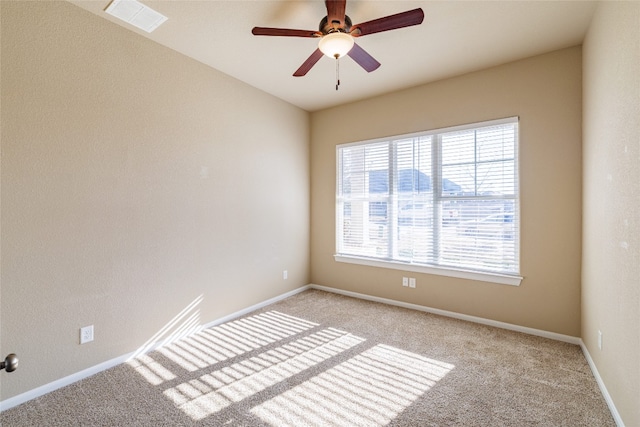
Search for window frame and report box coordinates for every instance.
[335,117,523,286]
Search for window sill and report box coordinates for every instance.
[334,255,523,286]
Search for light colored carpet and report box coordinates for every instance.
[1,289,615,426]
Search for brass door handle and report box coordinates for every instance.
[1,353,18,372]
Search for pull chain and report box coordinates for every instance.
[335,54,340,91]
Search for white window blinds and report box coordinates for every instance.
[336,117,519,277]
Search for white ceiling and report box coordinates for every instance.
[69,1,597,112]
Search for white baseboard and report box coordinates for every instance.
[579,341,625,426]
[199,285,311,330]
[309,284,581,344]
[0,353,132,412]
[0,284,311,412]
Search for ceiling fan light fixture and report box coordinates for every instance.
[318,32,354,59]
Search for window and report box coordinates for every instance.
[336,117,521,285]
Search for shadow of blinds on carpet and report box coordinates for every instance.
[126,307,454,424]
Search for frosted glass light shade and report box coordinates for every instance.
[318,32,354,58]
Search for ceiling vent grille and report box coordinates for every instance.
[105,0,167,33]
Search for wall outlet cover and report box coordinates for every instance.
[80,325,94,344]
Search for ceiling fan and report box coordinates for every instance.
[252,0,424,82]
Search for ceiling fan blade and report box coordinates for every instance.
[252,27,322,38]
[351,8,424,37]
[293,49,324,77]
[347,43,381,73]
[325,0,347,29]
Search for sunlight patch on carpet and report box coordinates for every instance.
[127,354,177,385]
[250,344,454,426]
[164,328,366,420]
[129,310,318,385]
[159,311,319,372]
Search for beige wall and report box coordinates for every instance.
[582,1,640,425]
[311,47,583,337]
[0,1,310,400]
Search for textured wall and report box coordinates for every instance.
[0,1,309,401]
[582,1,640,425]
[311,47,583,337]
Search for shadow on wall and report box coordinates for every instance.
[129,295,204,360]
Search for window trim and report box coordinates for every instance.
[334,255,523,286]
[335,116,522,286]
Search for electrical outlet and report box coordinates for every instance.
[283,270,288,280]
[598,330,602,350]
[80,325,94,344]
[402,277,409,287]
[409,278,416,288]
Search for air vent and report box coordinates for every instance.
[105,0,167,33]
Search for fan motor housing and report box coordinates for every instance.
[320,15,352,34]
